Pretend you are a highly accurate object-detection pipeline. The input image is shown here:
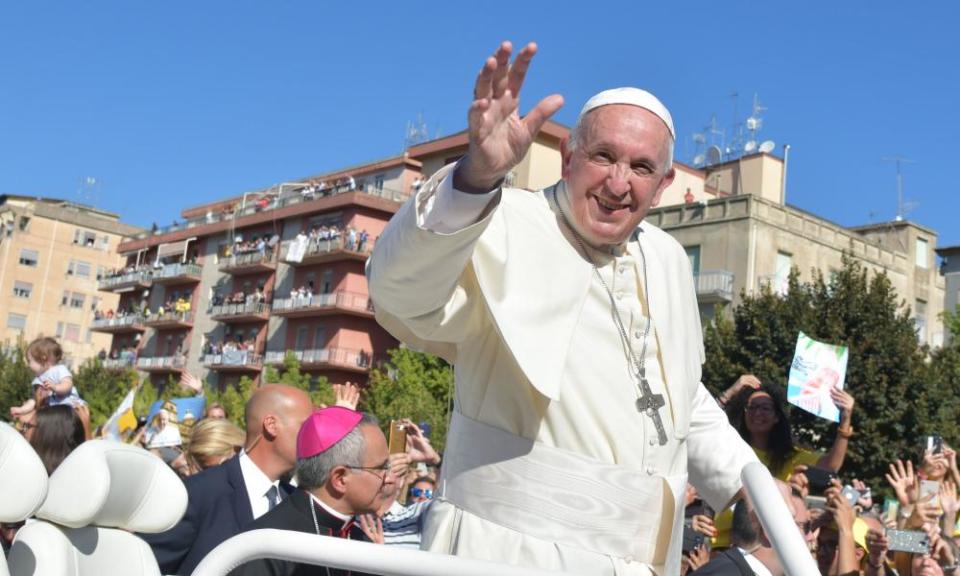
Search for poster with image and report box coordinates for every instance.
[787,332,849,422]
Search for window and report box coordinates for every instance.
[685,246,701,277]
[19,248,39,267]
[916,238,928,269]
[321,269,333,293]
[915,300,928,342]
[295,326,309,350]
[96,265,107,280]
[56,322,64,337]
[73,228,98,248]
[6,313,27,331]
[67,260,92,278]
[19,216,30,231]
[313,325,327,349]
[774,252,792,295]
[70,293,86,309]
[13,281,32,299]
[373,174,385,192]
[64,323,81,342]
[86,329,94,343]
[99,235,110,251]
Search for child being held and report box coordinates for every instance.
[10,337,82,420]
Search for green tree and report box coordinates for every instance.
[73,359,140,428]
[0,341,33,419]
[703,256,936,493]
[362,348,454,453]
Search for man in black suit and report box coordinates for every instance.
[230,407,397,576]
[142,384,315,576]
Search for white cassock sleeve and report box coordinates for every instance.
[366,164,501,354]
[685,382,761,512]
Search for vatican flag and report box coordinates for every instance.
[104,386,139,442]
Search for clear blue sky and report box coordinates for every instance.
[2,2,957,248]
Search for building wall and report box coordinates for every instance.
[0,203,138,366]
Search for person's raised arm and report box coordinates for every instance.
[453,41,563,194]
[817,388,855,472]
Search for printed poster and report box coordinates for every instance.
[787,332,849,422]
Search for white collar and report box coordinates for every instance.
[239,451,277,501]
[308,492,353,526]
[738,548,774,576]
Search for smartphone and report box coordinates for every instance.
[805,495,827,511]
[919,479,941,513]
[682,524,708,553]
[804,466,838,494]
[841,485,861,506]
[883,497,899,525]
[927,434,944,454]
[886,529,930,554]
[388,420,407,454]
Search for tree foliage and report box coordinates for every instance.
[362,348,454,453]
[703,256,956,493]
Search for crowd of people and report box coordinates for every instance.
[210,287,269,309]
[93,304,143,321]
[227,235,274,259]
[675,375,960,576]
[299,175,357,199]
[296,223,372,254]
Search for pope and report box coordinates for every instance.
[367,41,762,575]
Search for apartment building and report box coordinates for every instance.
[0,195,143,364]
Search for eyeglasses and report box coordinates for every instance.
[409,488,434,499]
[343,463,392,488]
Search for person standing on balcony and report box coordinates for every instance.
[367,41,766,574]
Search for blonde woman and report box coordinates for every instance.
[184,417,245,475]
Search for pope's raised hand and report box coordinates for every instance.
[455,41,564,193]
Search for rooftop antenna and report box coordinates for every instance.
[77,176,100,206]
[403,113,430,150]
[882,155,917,221]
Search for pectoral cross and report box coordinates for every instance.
[635,368,668,446]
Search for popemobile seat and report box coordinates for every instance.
[0,422,50,576]
[7,439,187,576]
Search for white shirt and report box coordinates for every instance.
[238,451,280,519]
[739,548,774,576]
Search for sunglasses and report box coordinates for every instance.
[409,488,433,499]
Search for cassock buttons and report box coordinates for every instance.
[646,466,655,475]
[615,291,623,300]
[624,555,635,564]
[648,437,656,446]
[618,265,626,275]
[634,330,643,339]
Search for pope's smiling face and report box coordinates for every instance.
[561,104,675,247]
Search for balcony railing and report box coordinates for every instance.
[136,355,187,371]
[209,300,271,321]
[203,351,263,370]
[97,269,152,291]
[143,310,195,329]
[272,290,373,317]
[218,250,276,273]
[90,315,146,332]
[280,236,373,265]
[693,270,735,302]
[152,262,202,284]
[102,355,137,369]
[264,347,373,372]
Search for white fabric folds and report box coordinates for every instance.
[442,412,675,565]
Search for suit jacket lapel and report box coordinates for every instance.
[225,456,254,527]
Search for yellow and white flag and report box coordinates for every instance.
[104,386,139,441]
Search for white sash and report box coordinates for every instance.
[441,412,676,566]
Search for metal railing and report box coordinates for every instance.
[693,270,735,301]
[263,347,372,369]
[272,290,372,314]
[218,250,275,270]
[154,262,202,280]
[136,356,186,370]
[97,269,152,290]
[103,356,137,369]
[145,310,195,325]
[280,236,373,262]
[91,315,145,330]
[209,301,271,318]
[192,530,578,576]
[203,351,263,367]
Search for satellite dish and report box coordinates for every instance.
[746,116,762,131]
[693,154,706,167]
[759,140,776,154]
[692,133,707,145]
[744,140,758,153]
[706,145,722,165]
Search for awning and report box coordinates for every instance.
[156,238,196,259]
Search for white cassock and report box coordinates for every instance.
[366,164,758,575]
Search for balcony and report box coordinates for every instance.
[143,311,195,330]
[97,269,152,292]
[151,263,203,286]
[218,250,276,274]
[264,347,373,374]
[693,270,735,303]
[203,351,263,373]
[136,355,186,373]
[102,355,137,370]
[90,315,146,334]
[209,301,271,323]
[271,290,374,319]
[280,237,372,267]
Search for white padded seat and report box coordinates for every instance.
[0,422,50,576]
[8,440,187,576]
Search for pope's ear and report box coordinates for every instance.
[328,465,350,495]
[560,136,574,179]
